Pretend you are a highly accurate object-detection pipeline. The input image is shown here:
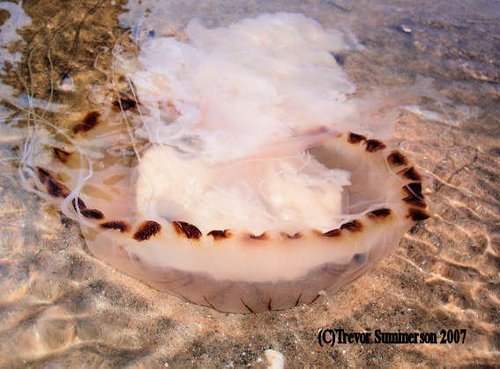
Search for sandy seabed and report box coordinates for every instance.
[0,0,498,368]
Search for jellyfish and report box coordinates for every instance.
[21,13,429,313]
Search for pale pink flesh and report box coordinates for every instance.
[31,131,427,313]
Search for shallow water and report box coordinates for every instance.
[0,0,498,368]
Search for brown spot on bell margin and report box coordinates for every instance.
[37,167,70,198]
[208,229,231,240]
[81,208,104,219]
[347,132,366,144]
[134,220,162,241]
[281,232,302,239]
[47,179,70,198]
[100,220,130,232]
[400,166,422,181]
[367,208,392,218]
[53,147,72,163]
[323,228,341,237]
[365,139,386,152]
[73,111,100,133]
[387,151,408,166]
[267,297,273,311]
[403,182,423,198]
[112,97,137,111]
[71,197,87,211]
[407,208,430,221]
[173,221,202,239]
[36,167,51,184]
[403,194,427,208]
[249,232,268,240]
[340,220,363,232]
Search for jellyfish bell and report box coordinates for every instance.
[21,13,429,313]
[27,131,429,313]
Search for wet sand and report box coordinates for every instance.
[0,0,498,368]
